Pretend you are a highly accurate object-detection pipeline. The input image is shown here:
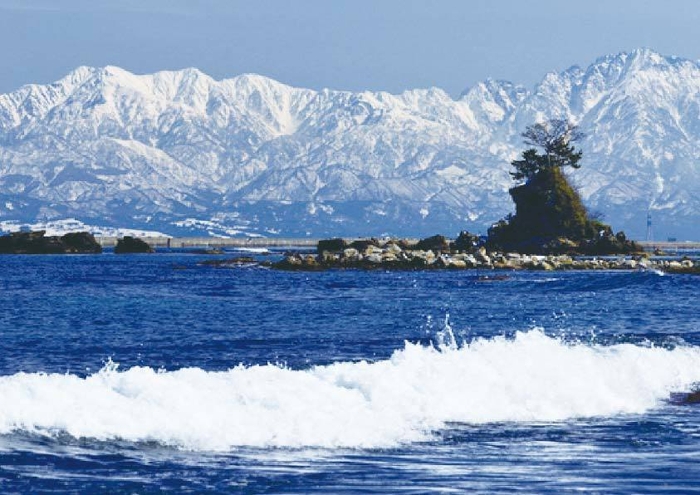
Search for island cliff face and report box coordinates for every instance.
[510,167,590,241]
[485,120,640,255]
[487,166,639,255]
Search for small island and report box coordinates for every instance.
[272,234,697,273]
[114,236,155,254]
[0,230,102,254]
[273,120,697,274]
[485,120,639,256]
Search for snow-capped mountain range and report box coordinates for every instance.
[0,48,698,239]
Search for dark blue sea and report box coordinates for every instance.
[0,250,699,493]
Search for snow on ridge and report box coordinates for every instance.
[0,219,169,238]
[0,48,699,239]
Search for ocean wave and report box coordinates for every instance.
[233,247,270,254]
[1,330,700,451]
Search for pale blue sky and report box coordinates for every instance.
[1,0,699,96]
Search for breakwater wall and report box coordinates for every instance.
[96,237,319,248]
[637,241,700,252]
[96,237,699,252]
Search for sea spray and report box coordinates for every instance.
[1,330,700,451]
[434,313,459,350]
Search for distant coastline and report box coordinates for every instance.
[93,236,700,252]
[4,231,698,253]
[95,236,321,248]
[1,231,697,276]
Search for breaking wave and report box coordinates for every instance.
[2,330,700,450]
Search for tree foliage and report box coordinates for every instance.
[485,119,640,254]
[511,119,584,181]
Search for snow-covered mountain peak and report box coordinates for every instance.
[0,49,698,240]
[624,47,670,68]
[458,79,528,129]
[228,72,298,92]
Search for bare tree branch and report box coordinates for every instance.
[512,119,585,182]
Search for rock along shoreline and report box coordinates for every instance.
[271,236,700,274]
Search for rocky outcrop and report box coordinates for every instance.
[680,390,700,404]
[273,235,698,273]
[451,231,481,253]
[0,231,102,254]
[414,235,450,253]
[198,257,257,267]
[670,389,700,405]
[317,238,348,254]
[188,248,225,255]
[114,236,155,254]
[61,232,104,253]
[488,166,641,255]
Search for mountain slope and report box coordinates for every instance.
[0,49,697,239]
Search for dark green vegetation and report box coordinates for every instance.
[487,119,640,255]
[114,236,155,254]
[0,231,102,254]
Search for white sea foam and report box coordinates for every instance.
[1,330,700,451]
[234,247,271,254]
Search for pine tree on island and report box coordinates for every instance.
[487,119,640,255]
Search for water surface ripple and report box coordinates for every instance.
[0,253,698,493]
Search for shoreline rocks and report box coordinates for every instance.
[670,389,700,405]
[273,236,699,274]
[198,256,258,267]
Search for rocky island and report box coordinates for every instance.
[0,230,102,254]
[114,236,155,254]
[273,121,697,274]
[273,234,697,273]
